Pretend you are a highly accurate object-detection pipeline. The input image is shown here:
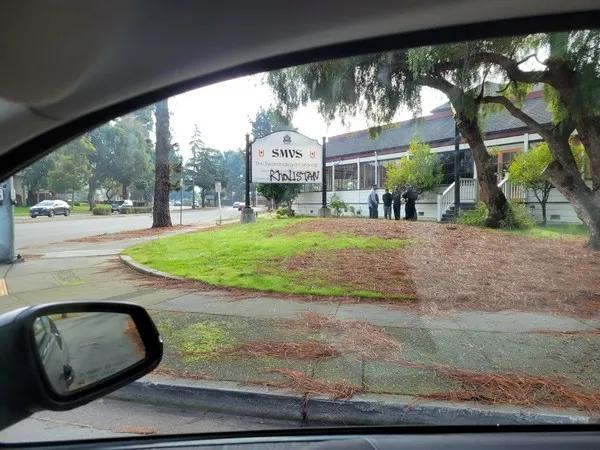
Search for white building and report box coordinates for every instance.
[294,89,586,224]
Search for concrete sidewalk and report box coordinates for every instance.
[1,222,599,423]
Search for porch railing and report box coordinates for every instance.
[459,178,478,203]
[498,176,526,200]
[436,182,455,222]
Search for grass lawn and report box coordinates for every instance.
[505,223,588,239]
[125,218,407,299]
[14,204,91,216]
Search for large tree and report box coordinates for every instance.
[19,155,53,205]
[152,99,173,228]
[47,135,95,205]
[423,31,600,247]
[267,47,512,227]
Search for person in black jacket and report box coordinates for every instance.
[402,185,418,220]
[392,187,402,220]
[382,189,393,220]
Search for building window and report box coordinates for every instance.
[437,149,474,184]
[334,163,358,191]
[325,166,332,191]
[359,161,376,189]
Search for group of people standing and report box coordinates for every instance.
[368,185,418,220]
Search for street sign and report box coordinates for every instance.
[251,131,322,184]
[214,181,222,193]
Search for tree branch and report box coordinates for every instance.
[481,95,549,138]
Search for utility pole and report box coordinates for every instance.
[0,178,16,264]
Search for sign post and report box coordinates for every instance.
[318,136,330,217]
[241,133,256,223]
[215,180,222,225]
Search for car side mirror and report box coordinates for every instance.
[0,302,162,430]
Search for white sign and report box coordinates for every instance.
[251,131,322,184]
[214,181,222,193]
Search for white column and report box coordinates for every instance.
[357,157,361,207]
[523,132,530,152]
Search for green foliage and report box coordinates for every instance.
[184,125,227,206]
[329,195,349,217]
[384,139,442,193]
[501,201,535,230]
[47,135,95,201]
[458,201,534,229]
[457,202,489,226]
[250,106,294,138]
[509,143,553,191]
[19,155,54,205]
[257,183,302,211]
[125,219,408,299]
[92,205,112,215]
[119,206,153,214]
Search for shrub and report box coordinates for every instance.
[92,204,112,215]
[501,201,535,230]
[457,202,488,226]
[119,206,153,214]
[329,195,348,217]
[457,201,534,229]
[275,206,294,218]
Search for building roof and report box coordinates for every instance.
[326,90,550,159]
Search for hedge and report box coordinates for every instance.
[119,206,153,214]
[92,205,112,215]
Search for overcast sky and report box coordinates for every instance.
[168,73,448,161]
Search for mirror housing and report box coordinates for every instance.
[0,302,162,429]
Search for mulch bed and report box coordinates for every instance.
[67,225,192,243]
[279,219,600,317]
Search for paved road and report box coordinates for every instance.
[0,398,298,443]
[15,207,243,249]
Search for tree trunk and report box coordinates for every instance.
[546,159,600,249]
[71,190,75,206]
[87,177,96,210]
[192,186,196,209]
[201,191,205,208]
[122,183,128,200]
[458,116,509,228]
[152,100,173,228]
[541,202,547,226]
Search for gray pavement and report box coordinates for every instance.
[0,398,297,442]
[15,207,241,249]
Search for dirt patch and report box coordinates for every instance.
[261,368,363,400]
[67,225,193,243]
[296,312,402,360]
[279,219,600,317]
[225,341,340,360]
[285,248,416,300]
[402,361,600,412]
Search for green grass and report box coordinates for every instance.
[14,203,91,216]
[125,218,406,299]
[504,224,588,239]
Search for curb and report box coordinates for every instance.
[119,254,187,281]
[111,378,597,426]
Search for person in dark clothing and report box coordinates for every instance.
[382,189,392,220]
[402,185,418,220]
[392,188,402,220]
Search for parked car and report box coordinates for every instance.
[173,200,182,206]
[33,315,74,394]
[109,200,133,212]
[30,200,70,218]
[233,201,244,211]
